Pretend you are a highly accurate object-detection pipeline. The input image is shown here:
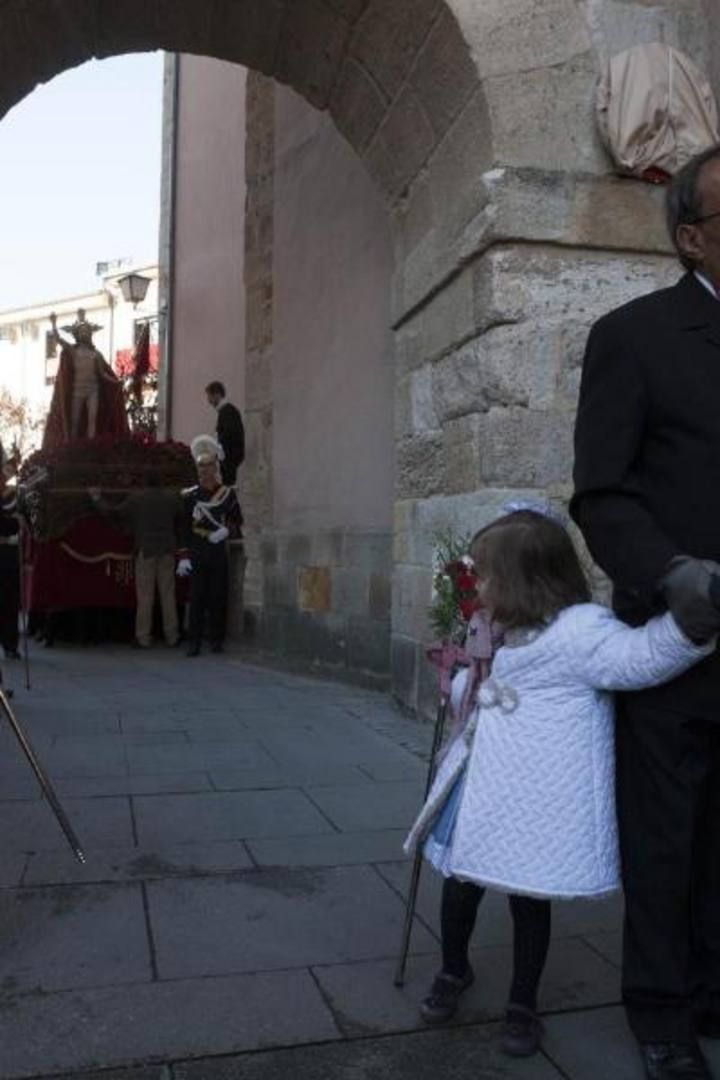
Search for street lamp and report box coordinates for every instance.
[117,272,151,306]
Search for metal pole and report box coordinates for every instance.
[394,696,448,988]
[0,689,85,863]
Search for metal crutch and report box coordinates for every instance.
[393,694,449,987]
[0,688,85,863]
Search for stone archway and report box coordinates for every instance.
[0,0,708,711]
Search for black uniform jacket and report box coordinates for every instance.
[216,402,245,475]
[571,272,720,711]
[181,483,243,557]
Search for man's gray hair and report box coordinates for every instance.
[666,144,720,270]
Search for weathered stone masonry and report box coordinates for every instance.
[0,0,717,712]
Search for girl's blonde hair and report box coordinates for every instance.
[470,510,590,629]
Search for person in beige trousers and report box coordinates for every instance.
[90,477,184,648]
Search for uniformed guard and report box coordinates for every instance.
[178,436,243,657]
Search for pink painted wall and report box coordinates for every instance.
[272,86,395,531]
[170,56,246,445]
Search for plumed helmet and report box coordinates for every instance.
[190,434,225,466]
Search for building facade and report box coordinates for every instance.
[0,1,717,712]
[0,264,159,453]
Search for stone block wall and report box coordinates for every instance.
[393,240,682,715]
[257,528,392,682]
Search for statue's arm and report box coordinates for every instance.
[48,313,72,350]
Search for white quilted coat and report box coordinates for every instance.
[406,605,714,900]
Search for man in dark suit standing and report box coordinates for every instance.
[572,145,720,1080]
[205,381,245,487]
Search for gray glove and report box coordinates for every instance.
[660,556,720,642]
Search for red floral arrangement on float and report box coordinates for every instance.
[19,433,192,480]
[18,434,196,540]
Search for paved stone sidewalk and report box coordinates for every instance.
[0,646,718,1080]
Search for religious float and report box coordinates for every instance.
[18,310,195,632]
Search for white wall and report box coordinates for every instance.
[170,56,247,445]
[272,85,395,532]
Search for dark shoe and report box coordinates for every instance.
[186,645,201,657]
[695,1011,720,1039]
[210,642,224,654]
[419,967,474,1024]
[133,640,151,650]
[640,1042,712,1080]
[4,650,20,660]
[501,1004,543,1057]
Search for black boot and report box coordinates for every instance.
[501,1004,543,1057]
[640,1042,712,1080]
[694,1010,720,1039]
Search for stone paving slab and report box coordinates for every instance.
[7,708,122,736]
[312,936,620,1038]
[0,969,341,1080]
[145,866,437,980]
[0,883,150,993]
[246,829,407,868]
[126,740,277,776]
[39,737,129,778]
[304,780,422,831]
[207,764,370,790]
[22,841,254,886]
[258,734,423,772]
[174,1024,565,1080]
[582,928,622,968]
[0,773,43,800]
[1,797,134,853]
[118,712,246,735]
[133,789,335,845]
[54,772,214,797]
[0,853,27,888]
[356,758,427,782]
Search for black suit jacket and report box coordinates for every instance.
[216,401,245,483]
[571,272,720,711]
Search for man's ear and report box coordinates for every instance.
[676,223,704,266]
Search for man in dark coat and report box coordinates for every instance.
[572,145,720,1080]
[205,381,245,487]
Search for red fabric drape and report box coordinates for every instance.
[24,516,189,611]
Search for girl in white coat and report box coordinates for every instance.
[406,508,716,1056]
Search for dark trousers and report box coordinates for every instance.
[616,695,720,1042]
[0,548,19,653]
[441,877,551,1010]
[188,546,228,647]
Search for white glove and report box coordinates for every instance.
[176,558,192,577]
[208,526,229,545]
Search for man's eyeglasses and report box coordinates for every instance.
[689,210,720,226]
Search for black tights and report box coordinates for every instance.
[441,877,551,1010]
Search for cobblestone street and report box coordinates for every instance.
[0,646,715,1080]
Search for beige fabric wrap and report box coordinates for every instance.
[597,43,720,178]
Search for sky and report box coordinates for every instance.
[0,52,164,312]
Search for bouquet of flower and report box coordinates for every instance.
[428,528,478,643]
